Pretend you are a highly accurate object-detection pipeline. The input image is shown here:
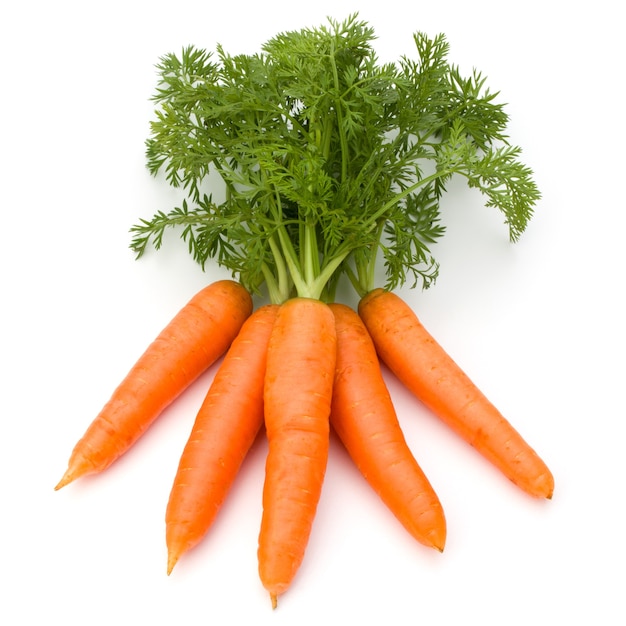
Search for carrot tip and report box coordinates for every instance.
[270,593,278,610]
[55,455,96,490]
[167,552,179,576]
[54,470,75,491]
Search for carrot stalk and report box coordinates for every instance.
[358,289,554,499]
[55,280,253,490]
[258,298,337,608]
[329,303,447,551]
[165,304,279,574]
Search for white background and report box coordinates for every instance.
[2,1,624,624]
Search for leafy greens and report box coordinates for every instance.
[131,14,540,303]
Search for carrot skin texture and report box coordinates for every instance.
[329,303,446,551]
[258,298,337,608]
[165,304,279,574]
[55,280,253,490]
[358,289,554,499]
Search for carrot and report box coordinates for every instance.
[55,280,253,490]
[358,289,554,499]
[329,303,446,551]
[257,298,337,609]
[165,304,279,574]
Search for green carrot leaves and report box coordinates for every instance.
[133,14,540,301]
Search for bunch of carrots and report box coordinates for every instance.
[56,16,554,608]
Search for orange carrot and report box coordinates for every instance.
[358,289,554,499]
[165,304,279,574]
[329,303,446,551]
[258,298,337,609]
[55,280,253,490]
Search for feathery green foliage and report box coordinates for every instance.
[131,14,540,301]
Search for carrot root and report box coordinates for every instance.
[258,298,336,605]
[165,304,279,574]
[358,289,554,499]
[329,303,446,551]
[55,280,252,490]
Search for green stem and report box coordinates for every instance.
[363,166,455,231]
[261,263,283,305]
[274,222,349,301]
[275,226,308,297]
[303,220,320,287]
[329,41,349,183]
[344,262,365,299]
[365,221,385,292]
[310,250,350,301]
[267,235,291,303]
